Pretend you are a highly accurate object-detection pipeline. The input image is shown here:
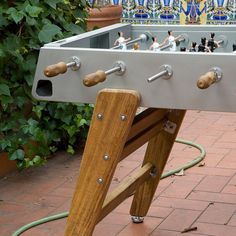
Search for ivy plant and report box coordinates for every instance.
[0,0,94,169]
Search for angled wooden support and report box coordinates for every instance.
[65,89,140,236]
[130,109,186,218]
[65,88,186,236]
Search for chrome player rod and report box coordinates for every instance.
[160,35,186,51]
[105,66,121,75]
[112,34,148,49]
[147,65,173,83]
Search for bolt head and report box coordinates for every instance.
[97,178,103,184]
[97,113,103,120]
[120,115,127,121]
[103,155,110,161]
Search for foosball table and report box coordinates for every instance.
[32,23,236,235]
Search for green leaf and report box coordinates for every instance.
[25,16,37,26]
[0,139,11,150]
[32,105,44,118]
[15,96,27,108]
[49,146,57,153]
[0,84,10,96]
[38,24,61,43]
[0,95,13,110]
[63,23,84,34]
[32,155,42,165]
[62,124,78,138]
[0,12,8,27]
[9,149,25,161]
[25,5,43,17]
[17,160,26,170]
[7,8,24,23]
[79,118,87,127]
[46,0,62,9]
[67,145,75,155]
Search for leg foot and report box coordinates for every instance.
[131,216,144,224]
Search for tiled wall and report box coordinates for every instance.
[92,0,236,25]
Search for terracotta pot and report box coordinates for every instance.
[0,152,16,178]
[87,5,123,31]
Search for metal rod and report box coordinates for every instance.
[66,56,81,71]
[126,38,142,46]
[179,37,185,43]
[112,38,141,49]
[160,43,172,51]
[147,70,168,83]
[105,66,121,76]
[111,34,148,49]
[160,35,186,51]
[66,61,76,68]
[147,65,173,82]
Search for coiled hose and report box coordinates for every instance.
[12,138,206,236]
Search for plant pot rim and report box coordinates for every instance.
[87,5,122,31]
[88,5,123,17]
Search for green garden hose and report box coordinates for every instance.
[12,138,206,236]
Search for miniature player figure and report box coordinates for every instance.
[189,42,197,52]
[198,37,211,52]
[207,33,220,52]
[233,44,236,53]
[162,30,182,52]
[114,31,131,50]
[180,47,186,52]
[132,43,140,50]
[149,37,161,52]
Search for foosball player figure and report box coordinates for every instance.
[149,36,161,52]
[207,33,220,52]
[114,31,131,50]
[233,44,236,53]
[189,42,197,52]
[162,30,182,52]
[180,47,186,52]
[198,37,211,52]
[132,43,140,50]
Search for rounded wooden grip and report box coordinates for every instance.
[197,71,216,89]
[44,62,67,77]
[83,70,106,87]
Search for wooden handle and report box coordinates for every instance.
[197,71,216,89]
[83,70,106,87]
[44,62,67,77]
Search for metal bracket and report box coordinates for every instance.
[163,120,177,134]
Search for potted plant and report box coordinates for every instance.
[87,0,123,31]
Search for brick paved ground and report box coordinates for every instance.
[0,110,236,236]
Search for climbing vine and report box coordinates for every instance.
[0,0,93,169]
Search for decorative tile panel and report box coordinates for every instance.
[102,0,236,24]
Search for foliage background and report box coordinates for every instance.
[0,0,93,169]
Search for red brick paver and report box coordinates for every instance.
[0,110,236,236]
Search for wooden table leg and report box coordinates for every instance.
[130,110,186,220]
[64,89,140,236]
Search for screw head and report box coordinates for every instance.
[103,155,110,161]
[97,113,103,120]
[97,178,103,184]
[120,115,127,121]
